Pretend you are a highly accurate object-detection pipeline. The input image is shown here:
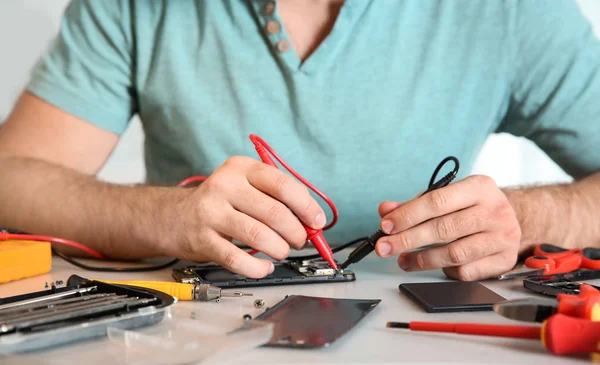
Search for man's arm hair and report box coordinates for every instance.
[0,92,183,258]
[503,171,600,256]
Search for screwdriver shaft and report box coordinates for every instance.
[220,292,253,297]
[0,287,97,312]
[0,293,117,320]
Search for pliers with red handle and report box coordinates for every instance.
[493,284,600,322]
[498,243,600,280]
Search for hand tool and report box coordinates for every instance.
[386,313,600,356]
[0,286,97,312]
[493,283,600,322]
[94,279,252,301]
[0,275,175,353]
[249,134,339,272]
[498,243,600,280]
[0,293,120,320]
[339,156,460,270]
[2,297,156,333]
[2,295,135,329]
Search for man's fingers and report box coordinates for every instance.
[247,164,326,229]
[397,233,503,271]
[230,184,306,249]
[202,232,275,279]
[214,208,291,261]
[380,176,497,234]
[377,206,491,256]
[442,252,517,281]
[378,201,403,217]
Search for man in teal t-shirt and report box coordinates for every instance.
[0,0,599,280]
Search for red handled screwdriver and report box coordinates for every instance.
[387,314,600,356]
[249,135,338,271]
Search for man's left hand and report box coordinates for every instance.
[375,175,522,281]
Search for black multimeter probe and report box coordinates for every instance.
[339,156,460,270]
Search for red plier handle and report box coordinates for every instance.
[556,284,600,321]
[534,243,580,259]
[531,244,600,272]
[581,248,600,270]
[524,253,582,275]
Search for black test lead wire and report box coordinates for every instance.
[339,156,460,271]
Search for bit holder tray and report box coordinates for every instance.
[0,275,175,353]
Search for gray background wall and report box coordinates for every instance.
[1,0,599,185]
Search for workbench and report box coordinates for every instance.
[0,251,592,365]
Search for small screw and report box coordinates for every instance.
[243,314,252,320]
[254,299,265,308]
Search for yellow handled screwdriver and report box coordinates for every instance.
[93,279,252,302]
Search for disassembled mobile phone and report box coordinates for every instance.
[172,259,355,288]
[523,269,600,297]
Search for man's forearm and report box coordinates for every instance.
[503,171,600,256]
[0,156,187,259]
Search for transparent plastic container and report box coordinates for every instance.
[0,305,273,365]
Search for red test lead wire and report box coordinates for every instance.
[177,176,207,187]
[249,134,339,271]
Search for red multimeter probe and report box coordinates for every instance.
[249,134,339,272]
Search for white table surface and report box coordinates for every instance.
[0,251,592,365]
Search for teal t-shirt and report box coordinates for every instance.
[27,0,600,244]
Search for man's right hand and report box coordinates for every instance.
[167,155,327,278]
[0,93,325,279]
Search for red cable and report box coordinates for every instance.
[248,135,339,230]
[176,176,207,187]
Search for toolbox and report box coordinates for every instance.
[0,275,174,353]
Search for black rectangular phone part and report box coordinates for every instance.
[523,269,600,297]
[172,259,355,288]
[254,295,381,348]
[398,281,505,313]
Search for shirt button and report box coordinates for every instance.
[266,20,280,34]
[276,40,290,53]
[263,1,275,15]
